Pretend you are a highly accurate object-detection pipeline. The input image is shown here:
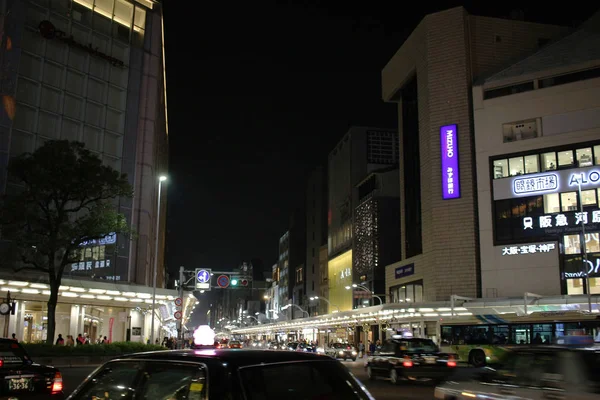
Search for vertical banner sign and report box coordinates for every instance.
[109,317,114,343]
[440,124,460,200]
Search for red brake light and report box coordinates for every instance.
[0,359,3,368]
[447,356,457,367]
[51,371,63,393]
[402,356,413,368]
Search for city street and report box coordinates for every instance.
[60,359,476,399]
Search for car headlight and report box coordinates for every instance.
[339,351,344,355]
[352,351,357,355]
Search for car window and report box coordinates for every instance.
[139,361,207,400]
[403,339,439,353]
[71,361,142,400]
[499,351,562,388]
[0,341,29,366]
[239,360,369,400]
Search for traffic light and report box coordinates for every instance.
[231,278,238,286]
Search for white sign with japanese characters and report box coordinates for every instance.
[522,210,600,230]
[501,243,557,256]
[493,166,600,200]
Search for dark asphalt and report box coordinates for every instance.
[60,359,478,399]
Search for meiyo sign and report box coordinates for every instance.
[440,124,460,200]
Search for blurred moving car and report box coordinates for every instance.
[435,342,600,399]
[0,338,64,399]
[366,337,457,384]
[228,340,243,349]
[66,349,376,399]
[326,343,358,361]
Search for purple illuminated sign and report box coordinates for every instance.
[440,124,460,200]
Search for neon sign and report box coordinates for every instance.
[440,124,460,200]
[568,170,600,187]
[513,173,558,195]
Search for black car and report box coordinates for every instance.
[366,337,457,384]
[67,349,375,399]
[326,343,358,361]
[0,338,64,399]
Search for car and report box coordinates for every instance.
[326,343,358,361]
[366,337,457,384]
[66,349,376,399]
[228,340,243,349]
[435,344,600,399]
[0,338,64,399]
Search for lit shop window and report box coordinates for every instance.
[560,192,577,212]
[557,150,574,168]
[577,147,593,167]
[563,233,600,254]
[541,152,557,171]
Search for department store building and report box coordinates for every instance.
[0,0,174,342]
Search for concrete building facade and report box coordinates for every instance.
[382,6,569,302]
[473,21,600,297]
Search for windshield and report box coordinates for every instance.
[398,339,439,353]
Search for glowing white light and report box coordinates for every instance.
[193,325,215,346]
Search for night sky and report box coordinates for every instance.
[163,1,598,289]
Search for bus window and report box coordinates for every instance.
[511,324,531,344]
[532,324,552,344]
[441,326,453,345]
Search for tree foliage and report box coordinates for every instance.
[0,140,133,344]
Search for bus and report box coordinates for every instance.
[439,311,600,367]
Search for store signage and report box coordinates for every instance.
[563,253,600,279]
[78,232,117,247]
[395,263,414,279]
[522,211,600,230]
[513,173,558,195]
[38,20,125,67]
[494,166,600,200]
[440,124,460,200]
[340,268,351,279]
[501,243,556,256]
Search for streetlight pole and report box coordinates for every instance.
[150,175,167,346]
[578,180,592,312]
[346,284,383,305]
[309,296,340,313]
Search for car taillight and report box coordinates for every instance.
[0,359,3,368]
[447,356,457,367]
[402,356,413,368]
[51,372,63,393]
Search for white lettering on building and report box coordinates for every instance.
[340,268,351,279]
[521,210,600,230]
[501,243,556,256]
[446,130,454,158]
[564,259,600,278]
[447,167,455,195]
[513,174,558,195]
[568,170,600,187]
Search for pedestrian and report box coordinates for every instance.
[11,333,17,342]
[66,335,75,346]
[55,334,65,346]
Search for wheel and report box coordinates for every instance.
[470,350,486,368]
[352,358,356,362]
[343,357,347,361]
[367,366,375,380]
[389,368,399,385]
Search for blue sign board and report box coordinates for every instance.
[395,264,415,279]
[197,269,210,283]
[440,124,460,200]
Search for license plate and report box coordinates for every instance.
[424,357,437,364]
[9,377,31,391]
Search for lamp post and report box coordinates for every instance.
[577,180,592,312]
[345,284,383,306]
[282,304,309,318]
[309,296,340,313]
[150,175,167,346]
[246,315,260,324]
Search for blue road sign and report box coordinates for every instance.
[197,269,210,283]
[217,275,230,288]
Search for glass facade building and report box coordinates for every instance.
[0,0,168,287]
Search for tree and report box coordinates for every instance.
[0,140,133,344]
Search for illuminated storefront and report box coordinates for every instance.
[0,277,194,343]
[327,250,353,312]
[489,142,600,295]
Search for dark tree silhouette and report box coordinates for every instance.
[0,140,133,344]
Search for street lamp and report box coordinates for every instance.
[345,284,383,305]
[309,296,340,313]
[150,175,167,346]
[246,315,260,324]
[281,304,309,318]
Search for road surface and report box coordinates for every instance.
[60,359,477,399]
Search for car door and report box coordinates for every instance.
[67,360,144,400]
[373,341,395,371]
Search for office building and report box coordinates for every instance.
[328,126,398,312]
[473,18,600,297]
[305,166,327,315]
[382,6,568,302]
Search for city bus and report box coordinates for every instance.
[439,311,600,367]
